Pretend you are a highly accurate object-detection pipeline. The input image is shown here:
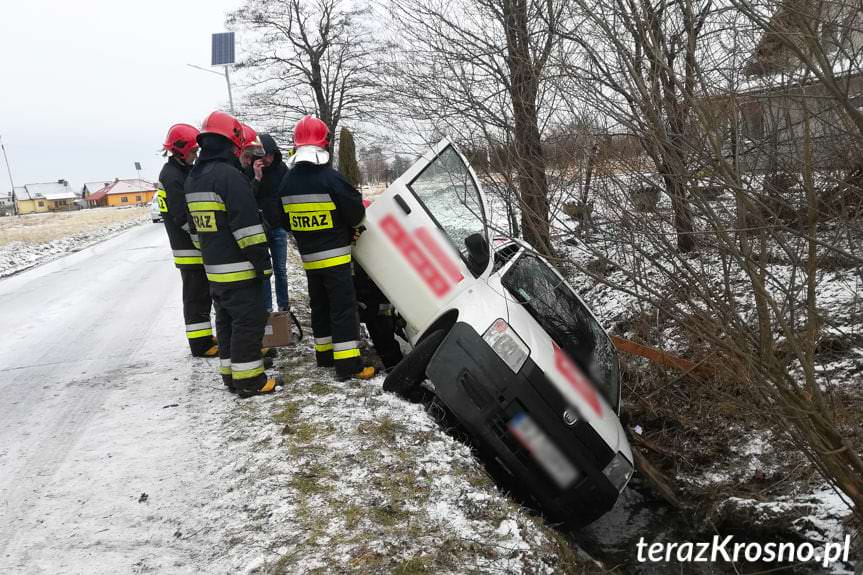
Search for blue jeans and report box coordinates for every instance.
[262,227,290,312]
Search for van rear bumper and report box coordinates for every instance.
[427,322,621,524]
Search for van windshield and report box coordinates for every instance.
[501,254,620,412]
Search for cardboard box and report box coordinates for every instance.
[262,311,294,347]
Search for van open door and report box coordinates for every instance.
[354,139,491,340]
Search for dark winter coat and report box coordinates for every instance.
[158,156,201,268]
[277,160,365,272]
[185,135,272,292]
[251,133,288,230]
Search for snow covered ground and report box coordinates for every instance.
[0,207,149,277]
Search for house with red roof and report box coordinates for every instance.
[86,178,157,208]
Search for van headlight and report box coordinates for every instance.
[603,452,633,491]
[482,319,529,373]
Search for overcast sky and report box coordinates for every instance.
[1,0,241,191]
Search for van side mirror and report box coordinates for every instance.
[465,233,489,276]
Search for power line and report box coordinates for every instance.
[0,134,17,216]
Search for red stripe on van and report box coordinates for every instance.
[415,227,464,284]
[553,343,602,416]
[380,214,451,297]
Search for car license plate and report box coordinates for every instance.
[509,412,579,489]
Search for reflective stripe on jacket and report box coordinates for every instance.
[158,157,201,269]
[277,162,365,272]
[185,149,272,291]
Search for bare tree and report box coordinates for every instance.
[360,145,388,184]
[554,0,714,252]
[382,0,567,257]
[554,0,863,519]
[227,0,383,152]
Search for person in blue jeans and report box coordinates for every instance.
[250,133,290,311]
[263,226,289,311]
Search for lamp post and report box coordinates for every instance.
[0,134,17,216]
[187,32,238,115]
[187,63,235,114]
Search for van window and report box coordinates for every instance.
[408,146,485,262]
[502,254,620,411]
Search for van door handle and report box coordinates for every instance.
[394,194,412,214]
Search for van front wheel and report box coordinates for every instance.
[383,329,446,396]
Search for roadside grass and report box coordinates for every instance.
[0,207,148,246]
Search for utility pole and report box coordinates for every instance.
[187,63,235,114]
[224,67,235,114]
[0,134,17,216]
[186,32,238,115]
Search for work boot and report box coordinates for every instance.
[235,375,283,399]
[338,366,376,382]
[200,344,220,358]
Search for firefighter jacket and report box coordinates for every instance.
[277,161,365,271]
[252,133,288,230]
[158,156,202,268]
[185,139,272,292]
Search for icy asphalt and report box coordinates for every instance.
[0,223,229,572]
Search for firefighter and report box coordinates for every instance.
[354,263,403,371]
[185,110,280,398]
[277,115,374,381]
[158,123,218,358]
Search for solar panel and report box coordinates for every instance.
[134,162,142,171]
[211,32,235,66]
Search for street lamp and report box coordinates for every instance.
[0,134,17,216]
[187,63,235,114]
[187,32,238,114]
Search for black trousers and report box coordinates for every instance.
[354,263,402,370]
[307,264,362,377]
[180,267,214,356]
[359,305,403,370]
[212,281,268,390]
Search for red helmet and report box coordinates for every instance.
[198,111,244,149]
[241,123,264,155]
[293,115,329,148]
[163,123,199,155]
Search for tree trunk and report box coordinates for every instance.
[309,55,336,159]
[502,0,553,257]
[660,147,696,253]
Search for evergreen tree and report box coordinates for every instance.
[338,127,361,186]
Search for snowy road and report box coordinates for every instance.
[0,224,225,573]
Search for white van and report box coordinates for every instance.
[354,139,633,525]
